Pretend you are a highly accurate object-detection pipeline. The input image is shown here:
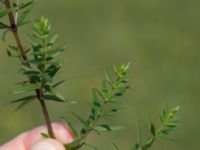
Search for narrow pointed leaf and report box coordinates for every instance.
[64,140,84,150]
[84,143,98,150]
[44,85,65,101]
[94,125,125,132]
[71,112,87,127]
[13,84,40,94]
[43,94,65,102]
[101,80,107,98]
[104,69,113,86]
[15,98,35,110]
[130,143,140,150]
[52,80,66,88]
[18,10,31,25]
[0,22,9,29]
[92,88,99,103]
[11,95,36,103]
[112,143,120,150]
[0,29,9,42]
[150,122,156,136]
[18,1,34,9]
[45,60,65,79]
[60,117,79,137]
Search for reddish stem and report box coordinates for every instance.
[3,0,55,138]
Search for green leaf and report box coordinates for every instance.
[6,46,20,57]
[101,108,121,116]
[0,9,9,18]
[142,138,154,150]
[159,109,165,124]
[52,79,66,88]
[60,117,79,137]
[150,122,156,136]
[130,143,140,150]
[71,112,88,127]
[109,86,129,101]
[44,85,65,101]
[11,95,36,103]
[18,1,34,10]
[92,89,99,103]
[115,86,129,97]
[169,106,180,118]
[23,70,41,76]
[45,60,65,79]
[114,63,130,78]
[101,80,108,98]
[21,63,36,73]
[94,125,125,132]
[43,94,65,102]
[136,122,142,149]
[124,62,131,72]
[0,7,18,18]
[91,89,101,115]
[46,47,65,60]
[0,28,9,42]
[15,98,35,110]
[0,22,9,29]
[15,80,29,86]
[7,49,12,57]
[84,143,98,150]
[20,65,41,75]
[90,104,101,119]
[47,34,58,47]
[13,83,40,94]
[64,139,84,150]
[17,10,31,25]
[11,95,36,110]
[41,133,51,138]
[8,45,18,51]
[104,69,113,86]
[32,44,42,57]
[112,143,120,150]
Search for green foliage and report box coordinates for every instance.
[0,0,34,40]
[131,106,180,150]
[8,16,66,108]
[62,63,130,150]
[0,0,180,150]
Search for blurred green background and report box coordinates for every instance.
[0,0,199,149]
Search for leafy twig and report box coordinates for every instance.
[63,63,130,150]
[131,106,180,150]
[1,0,66,138]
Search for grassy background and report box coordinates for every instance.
[0,0,200,149]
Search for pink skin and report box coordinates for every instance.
[0,122,75,150]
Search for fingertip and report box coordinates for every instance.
[24,122,74,149]
[31,138,65,150]
[52,122,75,144]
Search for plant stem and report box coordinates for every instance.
[3,0,55,138]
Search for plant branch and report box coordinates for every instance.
[3,0,55,139]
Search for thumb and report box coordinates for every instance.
[24,122,74,148]
[31,138,65,150]
[0,122,74,150]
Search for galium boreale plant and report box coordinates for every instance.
[0,0,180,150]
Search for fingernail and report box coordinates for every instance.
[31,138,65,150]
